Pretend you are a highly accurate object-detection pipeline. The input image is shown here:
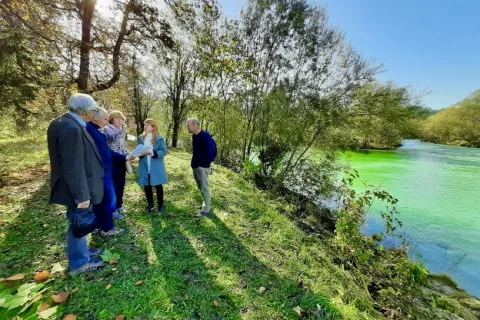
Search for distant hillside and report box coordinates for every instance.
[454,89,480,106]
[422,89,480,147]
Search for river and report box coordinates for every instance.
[345,139,480,297]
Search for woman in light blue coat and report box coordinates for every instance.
[137,118,168,213]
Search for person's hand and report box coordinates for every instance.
[77,200,90,208]
[143,149,153,156]
[126,154,135,161]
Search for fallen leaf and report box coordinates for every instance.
[132,266,139,272]
[37,303,50,312]
[212,300,219,307]
[135,280,143,286]
[115,315,126,320]
[109,258,118,265]
[52,291,70,303]
[183,294,189,300]
[34,271,49,282]
[258,287,266,294]
[6,273,25,281]
[297,278,303,288]
[63,314,77,320]
[293,306,308,317]
[111,268,117,271]
[106,284,111,290]
[51,263,65,274]
[71,288,79,293]
[42,223,48,227]
[37,306,58,319]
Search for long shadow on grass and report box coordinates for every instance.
[150,204,339,320]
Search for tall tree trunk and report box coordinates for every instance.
[77,0,96,92]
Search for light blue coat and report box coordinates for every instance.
[137,135,168,186]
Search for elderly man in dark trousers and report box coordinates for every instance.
[186,117,216,218]
[47,93,105,275]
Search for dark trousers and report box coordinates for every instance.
[93,174,116,232]
[112,162,126,209]
[144,175,164,208]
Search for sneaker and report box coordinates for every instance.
[158,206,163,213]
[88,248,103,257]
[145,204,154,212]
[195,211,209,218]
[69,259,104,276]
[113,211,125,220]
[117,207,127,214]
[100,227,125,237]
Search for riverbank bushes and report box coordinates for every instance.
[422,91,480,147]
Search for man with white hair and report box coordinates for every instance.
[186,117,217,218]
[47,93,105,275]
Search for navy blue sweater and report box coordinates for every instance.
[191,130,215,168]
[86,122,126,175]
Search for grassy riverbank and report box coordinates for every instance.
[1,136,479,319]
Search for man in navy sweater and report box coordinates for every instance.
[186,117,216,217]
[86,107,134,236]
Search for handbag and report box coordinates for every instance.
[72,207,97,238]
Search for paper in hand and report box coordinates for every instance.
[129,144,151,158]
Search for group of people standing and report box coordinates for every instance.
[47,93,216,275]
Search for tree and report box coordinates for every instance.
[239,0,378,184]
[0,0,177,93]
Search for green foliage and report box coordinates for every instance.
[422,91,480,147]
[0,282,55,319]
[328,170,436,318]
[100,250,121,263]
[0,29,56,111]
[345,82,429,149]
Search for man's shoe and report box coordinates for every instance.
[145,204,155,212]
[158,206,163,213]
[100,227,125,237]
[88,248,103,258]
[113,211,125,220]
[69,259,104,276]
[117,207,127,214]
[195,211,209,218]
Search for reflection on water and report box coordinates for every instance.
[347,140,480,298]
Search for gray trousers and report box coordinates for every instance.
[193,167,211,212]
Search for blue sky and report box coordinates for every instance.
[217,0,480,109]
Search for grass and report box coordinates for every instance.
[2,135,478,319]
[0,136,379,320]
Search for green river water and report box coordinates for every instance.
[345,139,479,297]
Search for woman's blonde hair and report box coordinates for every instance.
[141,118,159,144]
[108,110,126,123]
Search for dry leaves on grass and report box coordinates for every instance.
[5,273,25,281]
[293,306,309,317]
[37,303,50,312]
[258,287,266,294]
[106,284,112,290]
[52,291,70,303]
[50,262,65,274]
[135,280,143,286]
[63,314,77,320]
[212,300,219,307]
[34,270,49,282]
[115,315,126,320]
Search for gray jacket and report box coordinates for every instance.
[47,113,104,207]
